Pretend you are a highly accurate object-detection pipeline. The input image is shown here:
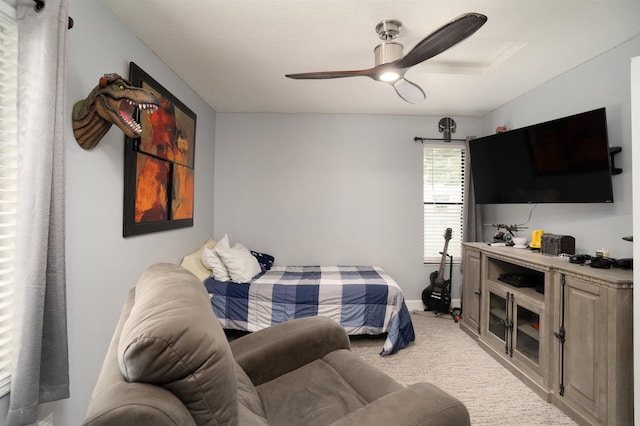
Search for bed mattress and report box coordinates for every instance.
[204,265,415,355]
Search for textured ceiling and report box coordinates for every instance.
[101,0,640,117]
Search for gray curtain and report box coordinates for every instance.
[7,0,69,424]
[462,137,483,247]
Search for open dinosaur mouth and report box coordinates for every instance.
[118,99,159,135]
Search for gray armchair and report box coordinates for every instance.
[83,263,470,425]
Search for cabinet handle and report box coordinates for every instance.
[503,318,510,355]
[474,290,481,296]
[554,327,565,344]
[508,293,514,357]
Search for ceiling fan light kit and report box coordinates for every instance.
[374,42,403,67]
[379,70,401,82]
[375,42,403,82]
[285,13,487,104]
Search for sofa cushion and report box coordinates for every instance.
[117,263,238,425]
[257,357,367,426]
[321,349,403,402]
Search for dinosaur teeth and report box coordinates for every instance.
[140,103,158,112]
[118,111,142,134]
[116,99,158,134]
[125,99,159,112]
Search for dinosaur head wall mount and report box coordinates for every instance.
[72,73,159,150]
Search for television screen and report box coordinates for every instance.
[469,108,614,204]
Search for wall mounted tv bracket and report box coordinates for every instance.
[609,147,622,175]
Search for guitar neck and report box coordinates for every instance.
[437,240,450,280]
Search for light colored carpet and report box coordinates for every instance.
[348,311,577,425]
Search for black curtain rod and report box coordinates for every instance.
[33,0,74,29]
[414,137,466,143]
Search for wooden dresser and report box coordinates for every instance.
[460,242,633,425]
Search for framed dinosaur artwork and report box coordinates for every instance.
[123,62,197,237]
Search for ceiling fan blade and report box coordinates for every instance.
[396,13,487,69]
[392,78,425,103]
[286,68,374,79]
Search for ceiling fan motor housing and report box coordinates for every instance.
[374,42,403,66]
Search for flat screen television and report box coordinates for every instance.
[468,108,614,204]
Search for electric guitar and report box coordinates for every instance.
[422,228,452,313]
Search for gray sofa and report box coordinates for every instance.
[83,263,470,425]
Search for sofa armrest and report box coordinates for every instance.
[230,316,350,386]
[329,383,470,426]
[84,381,196,426]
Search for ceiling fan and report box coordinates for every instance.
[285,13,487,103]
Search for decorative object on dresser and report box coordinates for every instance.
[460,242,633,425]
[540,234,575,256]
[488,223,528,246]
[530,229,544,249]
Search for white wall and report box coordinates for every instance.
[480,36,640,259]
[214,113,482,303]
[0,1,217,425]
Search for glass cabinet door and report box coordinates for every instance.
[515,305,540,365]
[488,291,508,349]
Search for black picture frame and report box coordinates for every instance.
[123,62,197,237]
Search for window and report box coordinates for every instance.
[423,143,465,263]
[0,4,17,397]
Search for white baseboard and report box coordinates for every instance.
[406,298,461,312]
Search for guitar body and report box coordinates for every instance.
[423,272,451,313]
[423,228,453,314]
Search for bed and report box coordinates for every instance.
[203,265,415,356]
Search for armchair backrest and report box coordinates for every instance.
[85,263,240,425]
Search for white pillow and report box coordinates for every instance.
[201,234,231,281]
[180,239,216,282]
[215,243,262,283]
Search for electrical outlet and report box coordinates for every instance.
[38,413,53,426]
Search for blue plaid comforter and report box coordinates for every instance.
[204,266,415,356]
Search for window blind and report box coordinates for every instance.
[423,143,465,263]
[0,5,17,397]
